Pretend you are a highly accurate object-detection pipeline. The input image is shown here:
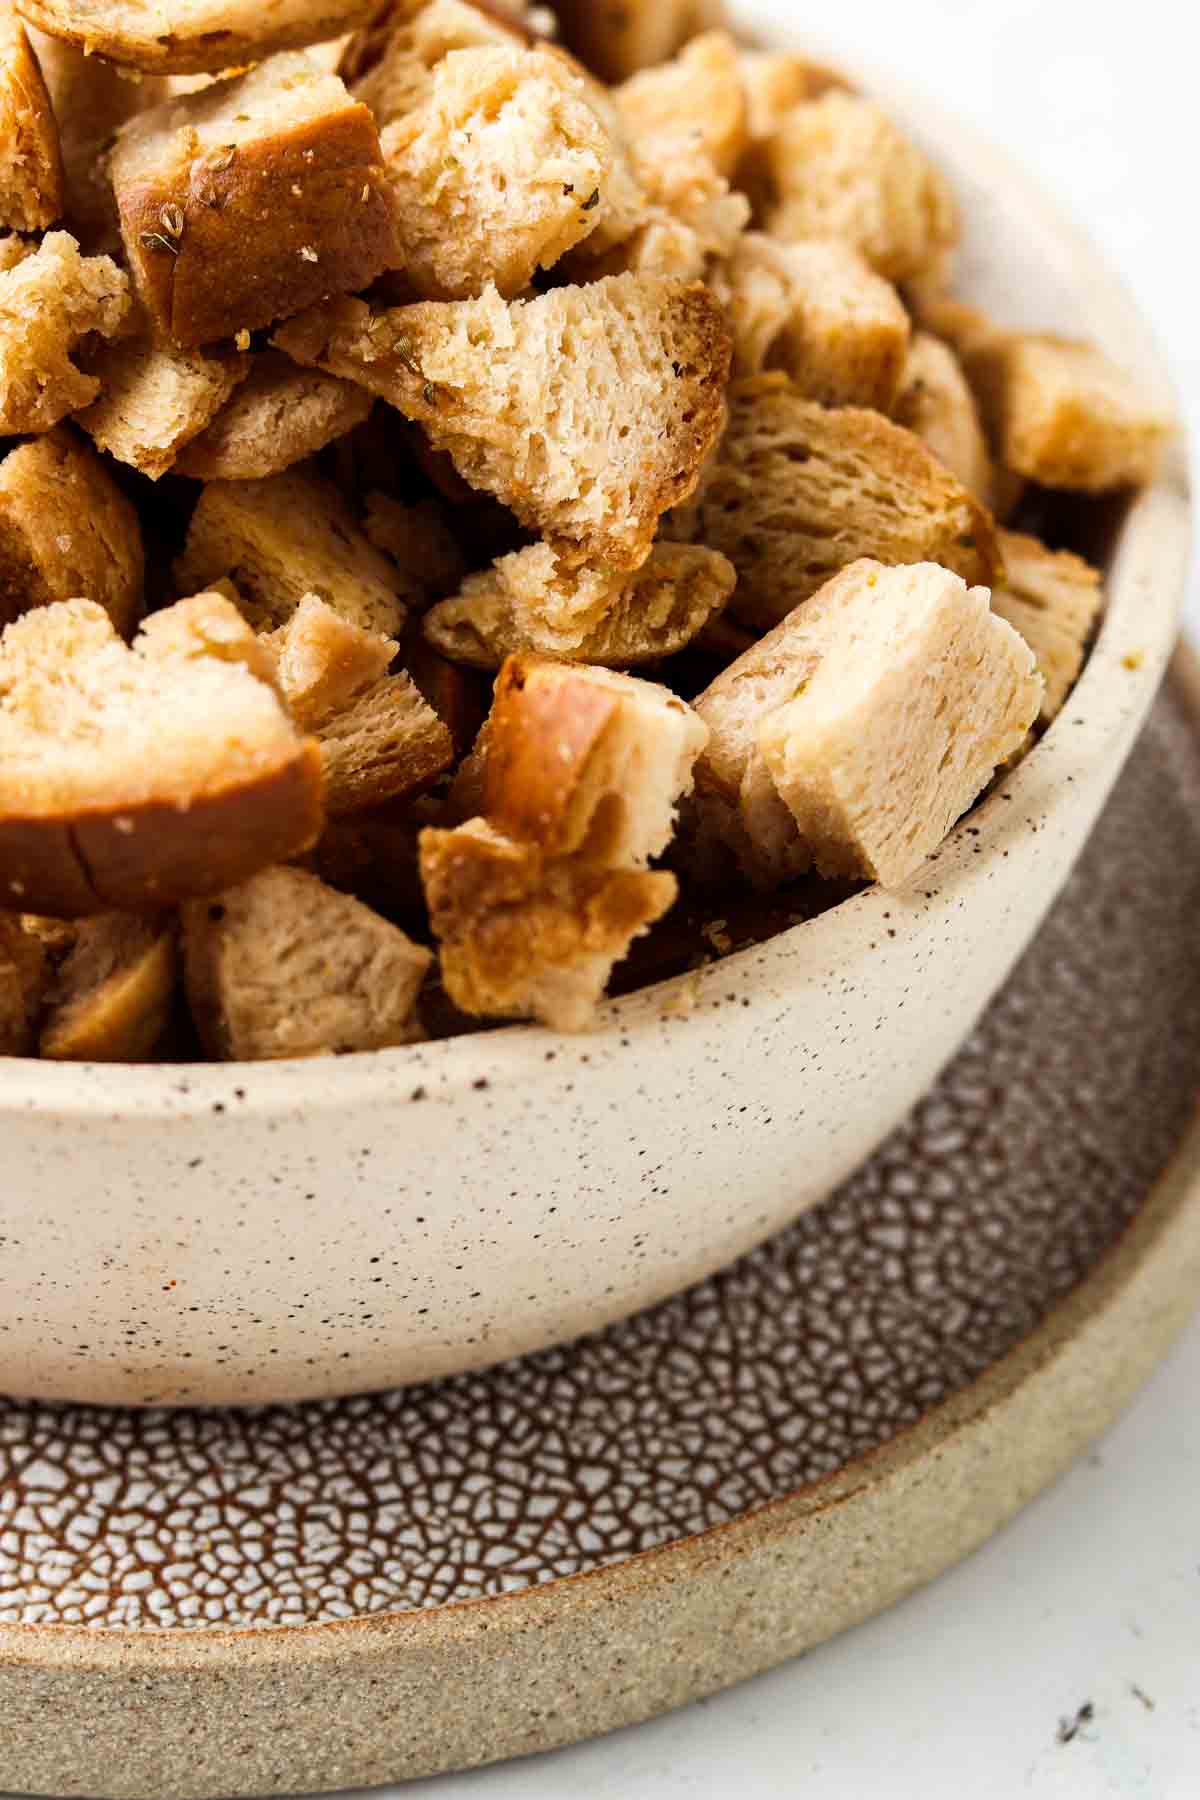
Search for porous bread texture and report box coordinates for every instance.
[666,374,1003,631]
[737,48,850,145]
[183,864,431,1059]
[0,594,323,916]
[27,31,167,251]
[482,653,710,869]
[341,0,526,131]
[74,336,250,480]
[419,815,676,1030]
[39,911,176,1059]
[262,590,396,729]
[690,559,1041,890]
[14,0,379,73]
[893,328,994,503]
[174,468,412,636]
[990,530,1103,725]
[111,51,398,346]
[316,669,454,814]
[0,426,144,635]
[378,44,614,299]
[0,909,46,1052]
[711,232,910,407]
[173,352,373,480]
[0,230,130,433]
[552,0,726,83]
[960,330,1173,492]
[363,491,469,605]
[274,272,732,570]
[423,539,735,667]
[764,92,958,286]
[575,129,749,282]
[614,30,746,177]
[0,4,62,231]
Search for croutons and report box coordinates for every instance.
[667,373,1002,631]
[341,0,527,130]
[274,272,732,569]
[111,52,398,346]
[423,540,735,667]
[614,31,747,177]
[173,352,373,481]
[378,44,615,299]
[75,337,251,480]
[711,233,910,406]
[893,328,994,503]
[553,0,726,84]
[0,427,144,635]
[0,4,63,231]
[363,491,469,605]
[15,0,380,74]
[39,911,177,1060]
[990,530,1103,725]
[0,594,323,916]
[0,230,130,434]
[262,590,395,729]
[315,669,455,814]
[690,560,1042,890]
[764,92,958,286]
[183,865,431,1059]
[174,468,413,635]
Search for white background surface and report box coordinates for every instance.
[380,3,1200,1794]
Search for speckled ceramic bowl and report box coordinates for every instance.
[0,51,1188,1406]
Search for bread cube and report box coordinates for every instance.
[553,0,726,83]
[40,912,176,1060]
[712,233,909,406]
[274,272,731,569]
[174,351,373,480]
[691,560,1041,890]
[990,530,1103,724]
[0,231,130,433]
[262,591,395,729]
[424,539,735,667]
[183,865,431,1059]
[0,4,62,231]
[0,427,144,635]
[764,92,958,286]
[174,468,412,636]
[615,31,747,177]
[111,52,397,346]
[342,0,527,130]
[667,374,1002,631]
[316,671,454,814]
[893,329,994,503]
[75,336,250,480]
[16,0,379,73]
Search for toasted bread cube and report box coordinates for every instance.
[712,233,910,406]
[15,0,379,73]
[364,490,469,604]
[317,671,455,814]
[553,0,725,83]
[424,539,735,668]
[894,328,994,503]
[0,230,130,433]
[75,337,250,480]
[0,4,62,231]
[341,0,526,129]
[667,374,1002,632]
[989,530,1102,725]
[378,45,613,300]
[174,469,412,636]
[173,351,373,480]
[263,591,396,729]
[27,32,167,251]
[419,815,676,1029]
[183,865,431,1059]
[0,595,323,916]
[614,31,746,177]
[764,92,958,286]
[0,229,31,271]
[39,912,176,1060]
[111,53,398,347]
[401,614,488,754]
[961,331,1173,492]
[692,560,1041,890]
[737,49,850,144]
[0,427,144,635]
[585,133,749,282]
[274,272,731,569]
[0,910,46,1052]
[483,651,708,867]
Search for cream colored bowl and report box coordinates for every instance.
[0,51,1188,1407]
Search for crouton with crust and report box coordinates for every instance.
[990,530,1103,725]
[0,230,130,434]
[75,336,250,480]
[893,328,994,504]
[614,31,747,177]
[15,0,380,74]
[39,912,177,1060]
[173,352,373,480]
[0,4,63,231]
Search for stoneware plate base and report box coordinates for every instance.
[2,664,1200,1800]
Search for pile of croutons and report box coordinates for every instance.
[0,0,1173,1058]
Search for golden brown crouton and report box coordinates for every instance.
[893,328,994,503]
[274,273,731,569]
[989,530,1103,725]
[0,427,144,635]
[111,52,398,346]
[261,590,396,729]
[15,0,379,73]
[173,352,373,480]
[0,4,62,231]
[341,0,526,130]
[39,911,177,1060]
[316,671,454,814]
[75,336,250,480]
[0,230,130,434]
[614,31,746,177]
[666,374,1002,631]
[690,559,1041,890]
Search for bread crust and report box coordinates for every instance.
[14,0,379,74]
[0,5,63,231]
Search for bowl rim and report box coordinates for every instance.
[0,63,1190,1115]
